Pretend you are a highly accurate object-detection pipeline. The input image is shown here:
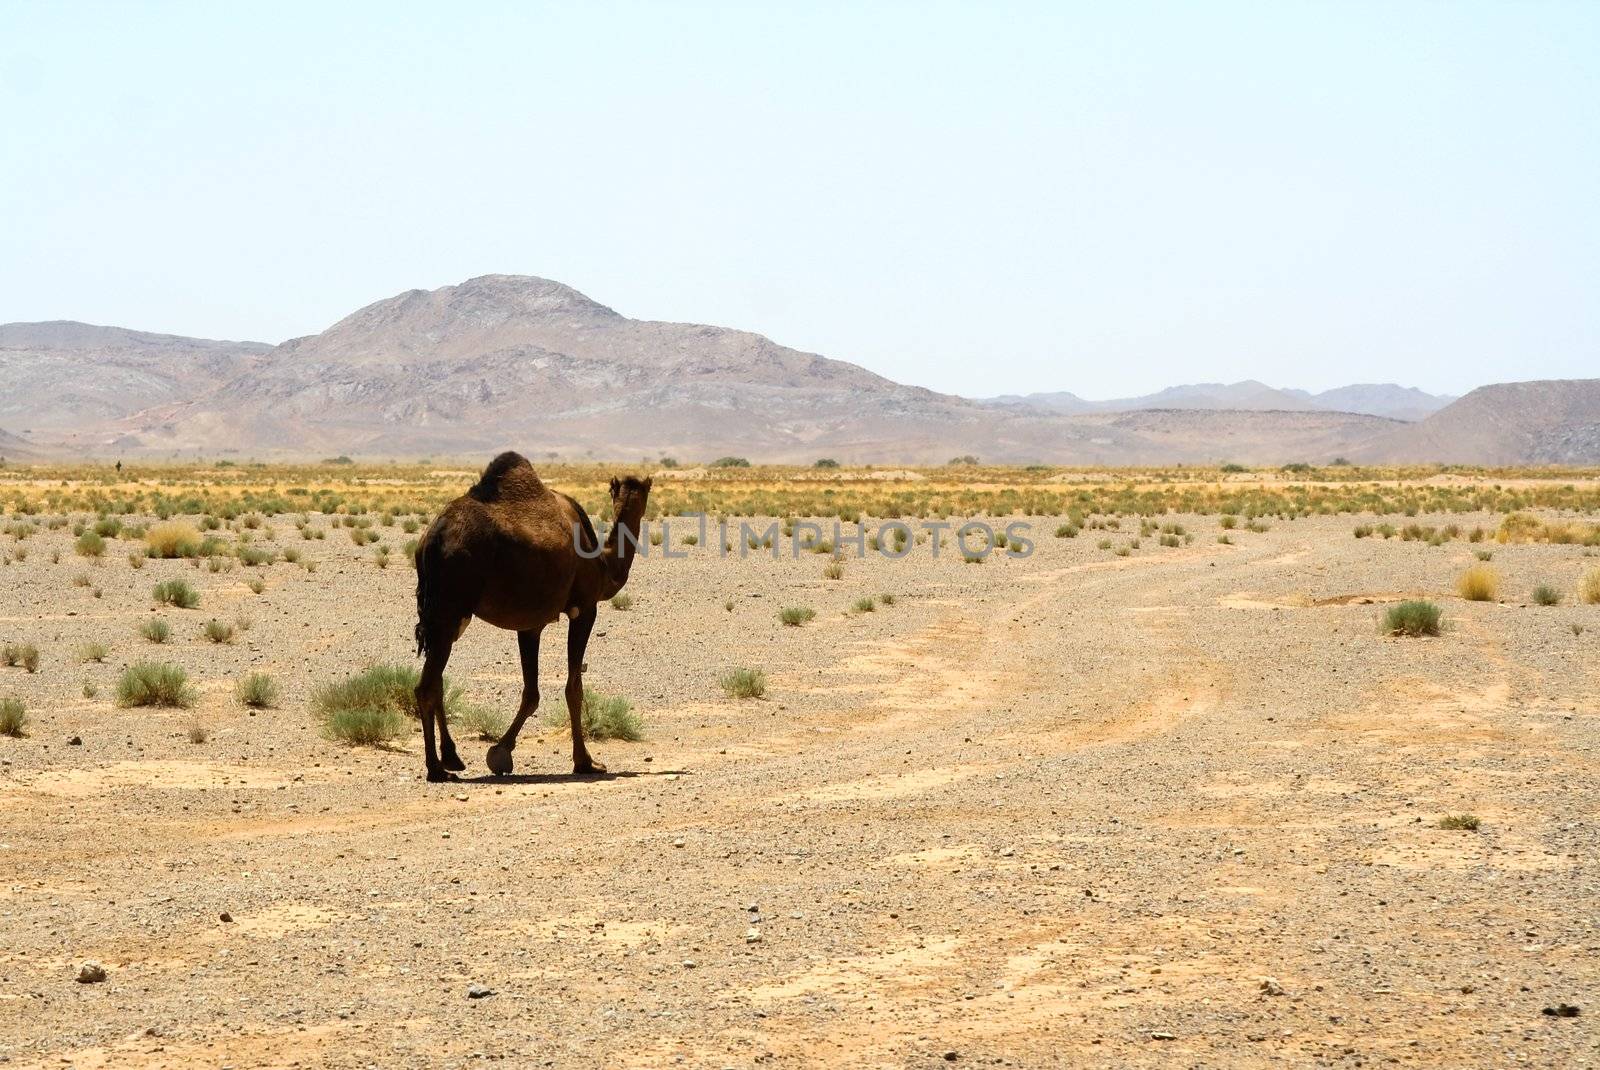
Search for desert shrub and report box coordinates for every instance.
[236,545,276,566]
[457,703,508,742]
[1457,565,1498,602]
[187,720,210,744]
[144,522,202,559]
[543,688,642,741]
[0,696,26,737]
[281,547,301,564]
[140,618,171,643]
[779,606,816,626]
[1383,600,1442,637]
[203,619,235,644]
[235,672,279,708]
[127,552,144,568]
[2,642,39,673]
[116,662,196,708]
[853,596,876,613]
[152,579,199,608]
[609,593,634,610]
[1532,584,1562,607]
[822,560,845,580]
[75,531,105,557]
[1055,523,1079,538]
[1438,813,1480,831]
[373,546,391,568]
[77,642,109,664]
[710,457,750,468]
[82,681,97,699]
[719,667,767,699]
[322,705,405,745]
[247,578,265,594]
[1474,549,1494,562]
[1582,569,1600,605]
[1219,515,1238,529]
[879,593,895,605]
[1097,538,1113,550]
[814,458,839,468]
[313,664,462,744]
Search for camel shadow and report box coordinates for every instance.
[457,769,692,786]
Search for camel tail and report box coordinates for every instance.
[414,534,440,657]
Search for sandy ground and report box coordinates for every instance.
[1,506,1598,1068]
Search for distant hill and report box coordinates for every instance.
[985,380,1454,420]
[1352,380,1600,464]
[1305,383,1455,421]
[0,277,1582,465]
[0,322,268,432]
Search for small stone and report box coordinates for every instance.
[1542,1004,1580,1018]
[1150,1031,1175,1041]
[67,736,83,746]
[1259,977,1285,996]
[943,1052,959,1062]
[454,793,469,802]
[744,928,762,943]
[219,912,233,923]
[671,838,686,848]
[682,959,697,969]
[466,984,495,999]
[76,961,107,984]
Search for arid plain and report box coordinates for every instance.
[1,462,1598,1069]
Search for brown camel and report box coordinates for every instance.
[412,452,652,782]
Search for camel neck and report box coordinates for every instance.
[600,509,644,591]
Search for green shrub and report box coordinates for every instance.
[152,579,200,608]
[203,619,235,644]
[719,667,767,699]
[77,642,109,664]
[779,606,816,626]
[75,531,105,557]
[822,560,845,580]
[853,596,876,613]
[544,688,642,741]
[1383,600,1442,637]
[710,456,750,468]
[1532,584,1562,607]
[116,662,196,708]
[1438,813,1480,831]
[0,696,26,737]
[313,664,461,745]
[609,593,633,611]
[457,703,507,742]
[235,672,279,708]
[2,642,39,673]
[322,706,406,745]
[236,545,276,566]
[879,593,896,605]
[140,618,171,643]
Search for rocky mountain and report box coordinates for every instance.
[0,276,1585,464]
[0,322,269,432]
[1352,380,1600,465]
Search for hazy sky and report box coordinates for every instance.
[2,2,1595,399]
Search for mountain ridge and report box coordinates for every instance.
[0,276,1589,464]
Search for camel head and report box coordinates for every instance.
[608,474,653,526]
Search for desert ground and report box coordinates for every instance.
[1,463,1598,1068]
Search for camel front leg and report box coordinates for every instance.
[487,628,541,776]
[566,606,604,774]
[415,646,456,782]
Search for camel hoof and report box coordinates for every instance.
[574,758,607,776]
[486,745,514,776]
[425,767,456,783]
[443,751,466,773]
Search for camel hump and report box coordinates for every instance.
[468,451,547,503]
